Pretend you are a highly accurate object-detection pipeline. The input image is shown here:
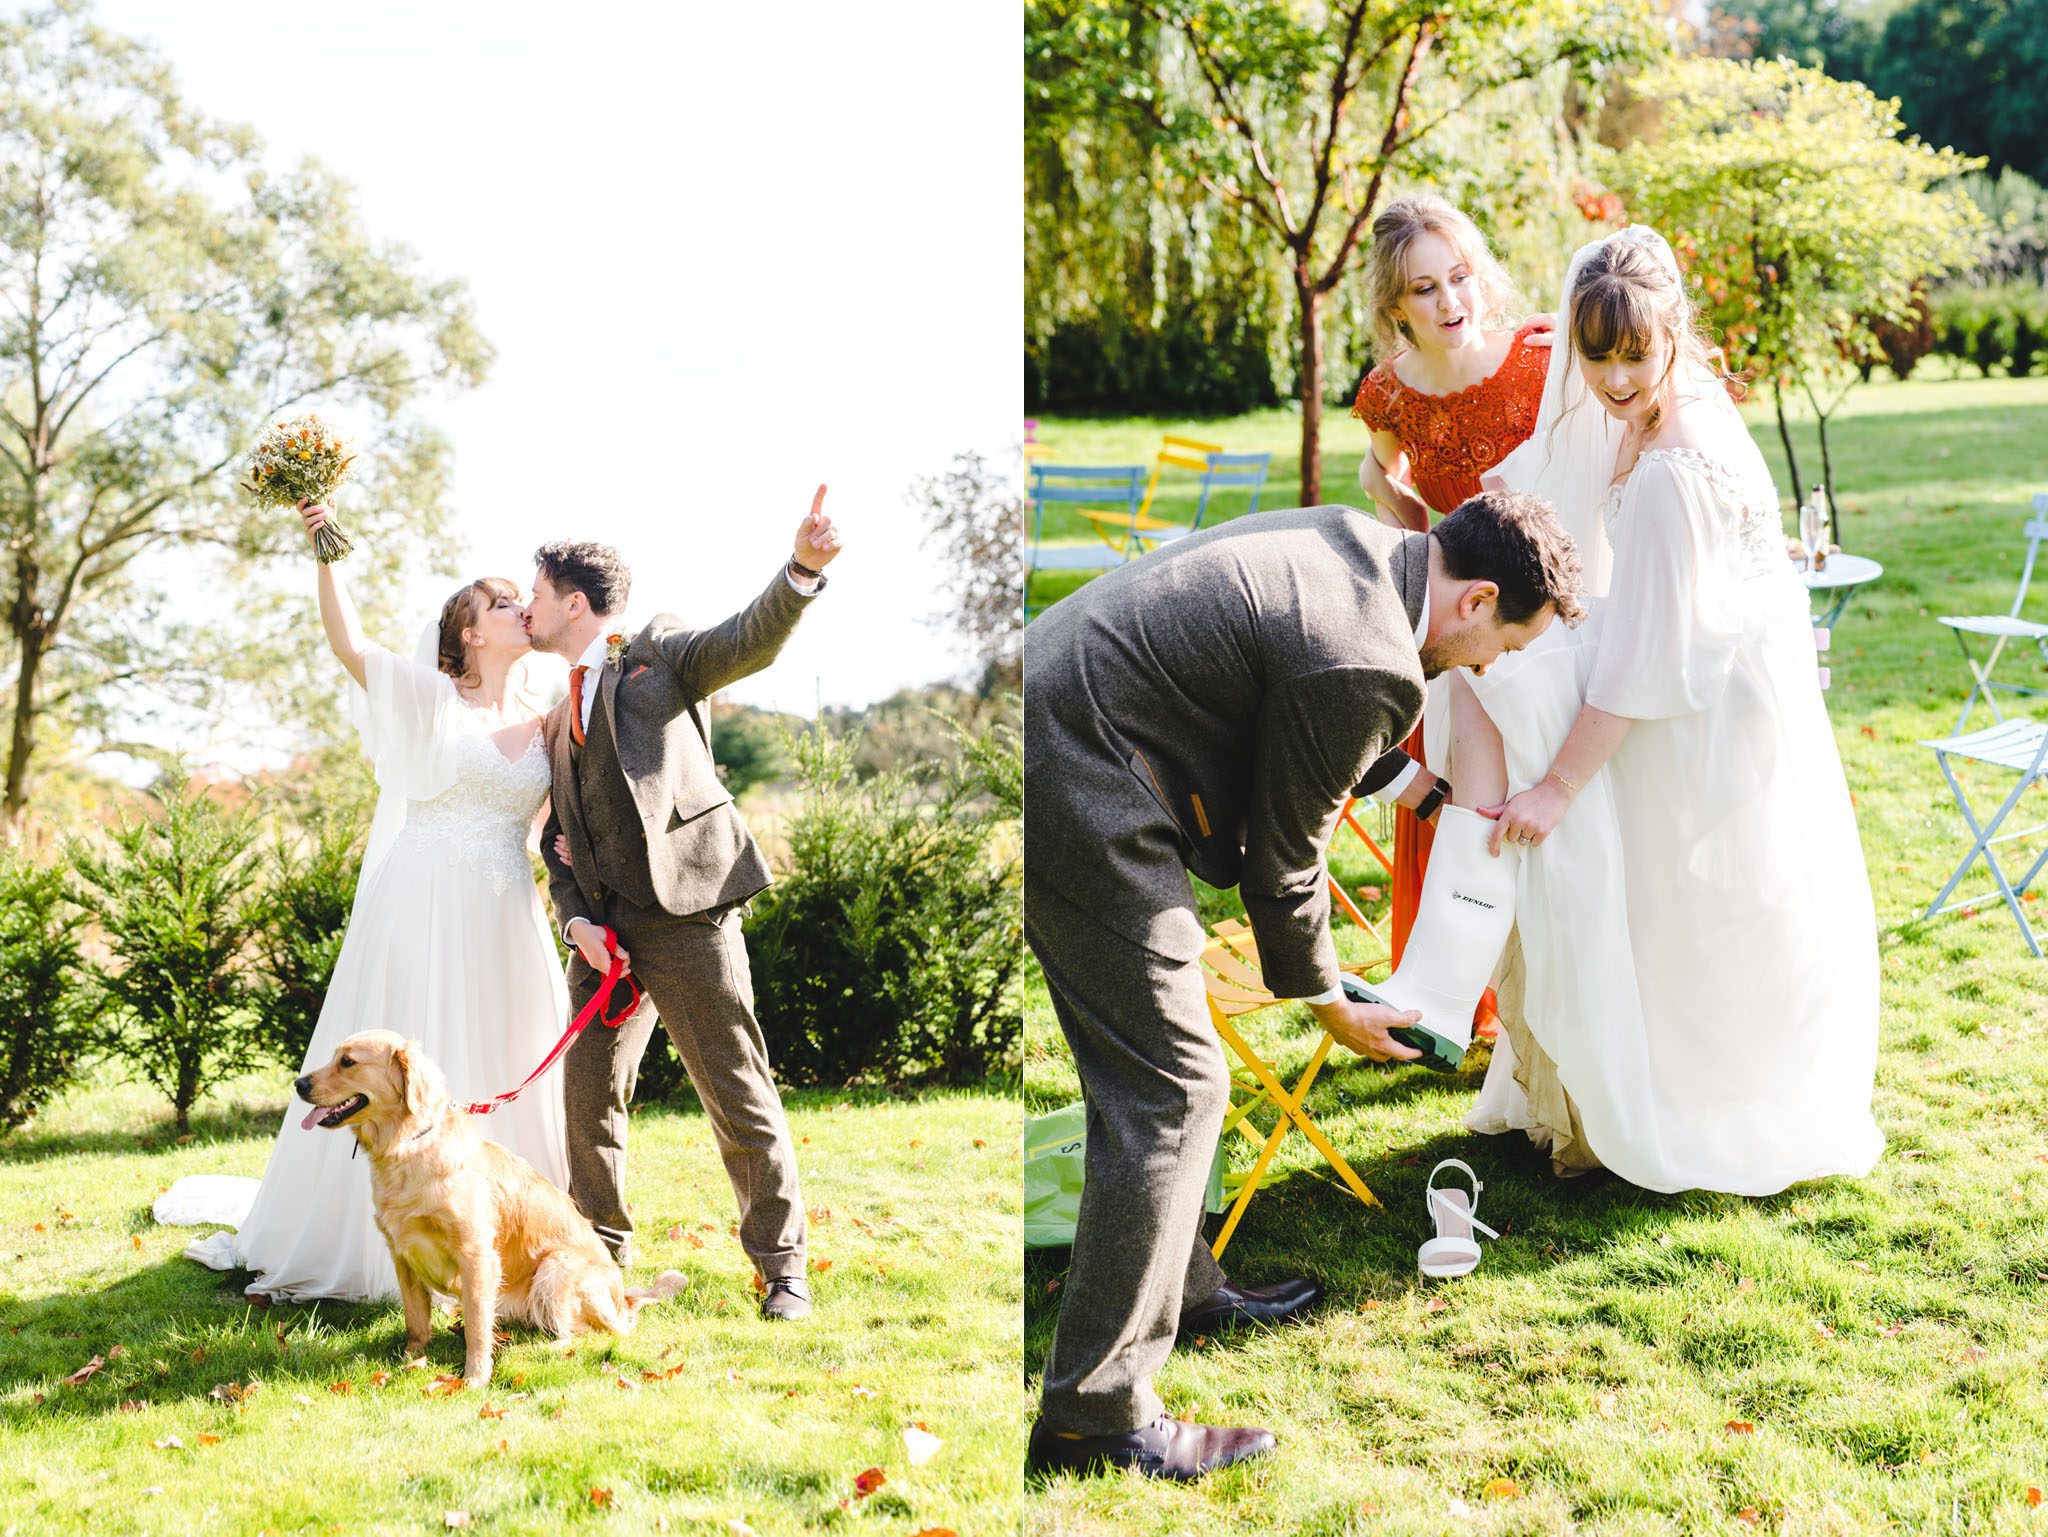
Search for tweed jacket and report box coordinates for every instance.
[1023,507,1428,998]
[541,567,817,926]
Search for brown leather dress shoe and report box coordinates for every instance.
[1178,1276,1325,1338]
[1027,1413,1276,1480]
[760,1276,812,1320]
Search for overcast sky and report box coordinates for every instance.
[88,0,1018,731]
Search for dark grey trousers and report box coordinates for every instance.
[560,897,806,1282]
[1028,876,1232,1435]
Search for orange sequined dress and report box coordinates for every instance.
[1351,323,1548,965]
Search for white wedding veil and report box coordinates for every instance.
[1486,224,1690,601]
[351,618,545,899]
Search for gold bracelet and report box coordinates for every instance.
[1548,768,1581,796]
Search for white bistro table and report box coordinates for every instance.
[1803,553,1883,628]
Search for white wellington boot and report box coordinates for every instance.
[1344,805,1520,1072]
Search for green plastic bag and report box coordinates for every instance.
[1023,1100,1229,1249]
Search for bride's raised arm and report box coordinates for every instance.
[301,500,368,689]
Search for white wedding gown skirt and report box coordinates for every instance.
[1461,443,1884,1195]
[168,649,571,1301]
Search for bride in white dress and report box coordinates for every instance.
[165,504,571,1299]
[1389,226,1882,1195]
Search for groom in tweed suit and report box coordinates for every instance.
[1025,492,1582,1479]
[524,490,841,1322]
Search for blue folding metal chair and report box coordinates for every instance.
[1918,715,2048,956]
[1025,462,1146,616]
[1133,451,1273,554]
[1936,495,2048,730]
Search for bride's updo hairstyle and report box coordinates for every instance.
[436,576,521,686]
[1566,236,1735,410]
[1361,194,1522,362]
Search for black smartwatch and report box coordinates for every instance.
[1412,773,1452,823]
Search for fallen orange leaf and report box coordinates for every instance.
[589,1487,613,1506]
[1727,1420,1756,1435]
[853,1466,887,1498]
[2028,1487,2042,1507]
[480,1403,508,1420]
[1482,1477,1520,1500]
[62,1356,105,1387]
[328,1380,354,1396]
[1736,1508,1760,1525]
[814,1259,833,1275]
[369,1371,393,1386]
[195,1433,220,1447]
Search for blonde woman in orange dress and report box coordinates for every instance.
[1351,194,1552,1035]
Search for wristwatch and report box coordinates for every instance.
[1413,773,1452,824]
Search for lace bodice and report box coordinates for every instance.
[1604,445,1786,579]
[398,725,550,896]
[1351,323,1549,515]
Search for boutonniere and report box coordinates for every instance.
[604,631,627,667]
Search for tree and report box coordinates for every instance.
[71,782,263,1133]
[0,3,489,834]
[1606,57,1982,536]
[910,449,1022,691]
[246,810,362,1071]
[1700,0,1887,77]
[1030,0,1661,504]
[0,844,95,1131]
[1870,0,2048,188]
[709,702,795,795]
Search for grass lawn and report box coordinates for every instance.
[0,1069,1023,1535]
[1024,371,2048,1534]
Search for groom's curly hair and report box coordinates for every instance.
[533,541,631,617]
[1434,490,1587,627]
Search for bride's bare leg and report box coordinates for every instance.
[1447,670,1509,808]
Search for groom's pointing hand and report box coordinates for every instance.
[793,484,842,571]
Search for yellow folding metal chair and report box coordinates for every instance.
[1072,435,1225,558]
[1201,918,1379,1261]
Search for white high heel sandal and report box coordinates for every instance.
[1418,1158,1499,1279]
[1349,804,1520,1072]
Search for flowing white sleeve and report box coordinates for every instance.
[1584,455,1745,720]
[347,643,462,801]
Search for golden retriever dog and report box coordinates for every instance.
[297,1029,684,1387]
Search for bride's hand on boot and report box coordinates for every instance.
[1312,997,1422,1063]
[1480,779,1571,855]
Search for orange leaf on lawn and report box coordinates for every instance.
[1482,1477,1520,1500]
[62,1356,105,1386]
[853,1466,887,1498]
[589,1487,613,1507]
[369,1371,393,1386]
[328,1380,354,1396]
[814,1259,833,1275]
[2028,1487,2042,1507]
[1736,1508,1760,1525]
[1727,1420,1757,1435]
[480,1402,509,1420]
[195,1433,221,1447]
[910,1530,960,1537]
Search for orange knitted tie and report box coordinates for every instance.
[569,665,588,747]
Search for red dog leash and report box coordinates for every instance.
[461,925,642,1116]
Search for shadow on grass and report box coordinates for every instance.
[0,1257,408,1427]
[1022,1114,1729,1384]
[0,1100,295,1163]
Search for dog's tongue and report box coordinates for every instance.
[300,1103,327,1131]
